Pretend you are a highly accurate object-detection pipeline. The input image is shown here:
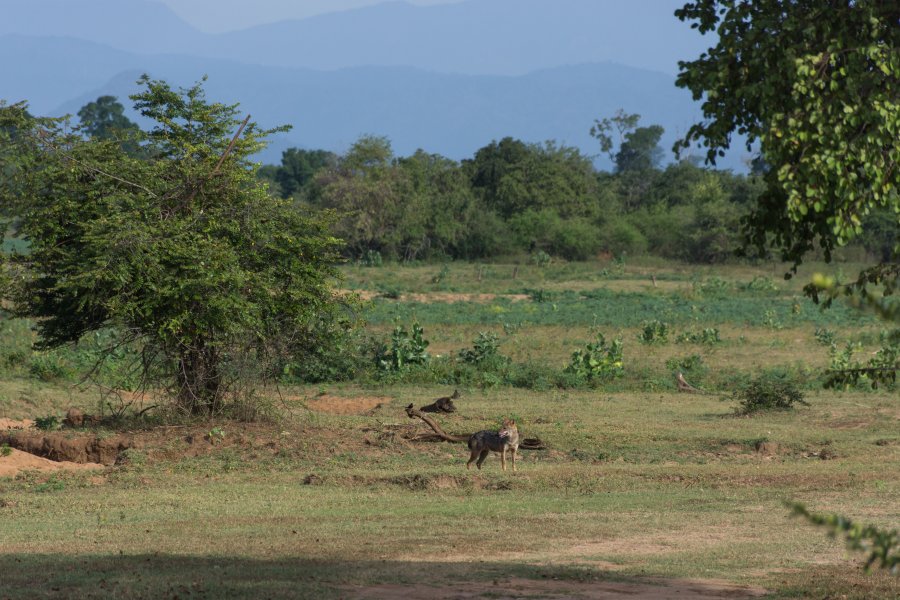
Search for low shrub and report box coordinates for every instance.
[744,276,779,292]
[676,327,722,345]
[359,249,383,267]
[638,320,669,344]
[564,333,625,384]
[734,372,808,414]
[458,331,509,369]
[34,415,60,431]
[375,321,430,373]
[28,353,72,381]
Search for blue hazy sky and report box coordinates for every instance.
[160,0,462,32]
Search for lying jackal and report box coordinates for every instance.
[466,418,519,471]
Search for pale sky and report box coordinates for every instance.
[160,0,462,33]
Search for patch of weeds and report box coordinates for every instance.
[3,350,28,369]
[676,327,722,345]
[638,319,669,345]
[564,333,624,384]
[34,415,60,431]
[814,327,837,346]
[762,309,784,330]
[359,249,383,267]
[530,250,551,267]
[117,448,146,466]
[28,352,72,381]
[500,321,523,336]
[375,321,430,373]
[33,476,66,493]
[745,276,779,292]
[376,285,402,300]
[458,331,509,370]
[0,444,11,457]
[693,276,731,296]
[527,288,555,303]
[207,427,226,444]
[733,372,809,414]
[568,449,608,463]
[504,361,558,391]
[826,335,899,391]
[665,354,708,376]
[430,264,450,284]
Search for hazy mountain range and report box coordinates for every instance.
[2,0,746,169]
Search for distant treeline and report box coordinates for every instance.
[258,132,894,264]
[25,96,891,265]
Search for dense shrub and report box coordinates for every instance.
[508,209,603,261]
[564,333,625,383]
[375,321,431,373]
[598,220,648,256]
[734,373,809,414]
[458,332,509,369]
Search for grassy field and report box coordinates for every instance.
[1,258,898,599]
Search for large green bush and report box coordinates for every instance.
[733,373,809,414]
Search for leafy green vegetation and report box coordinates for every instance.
[375,321,431,373]
[789,502,899,574]
[564,333,624,383]
[1,80,345,416]
[733,372,808,414]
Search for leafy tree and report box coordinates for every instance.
[590,110,639,162]
[274,147,337,198]
[77,95,141,154]
[314,135,427,260]
[466,137,599,219]
[675,0,899,570]
[591,110,665,173]
[397,150,482,259]
[615,125,665,173]
[507,209,603,261]
[591,112,666,211]
[675,0,899,342]
[0,77,344,415]
[674,0,900,269]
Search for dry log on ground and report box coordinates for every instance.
[403,404,546,449]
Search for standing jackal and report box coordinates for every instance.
[466,418,519,471]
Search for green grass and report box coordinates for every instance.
[0,258,897,598]
[2,386,899,598]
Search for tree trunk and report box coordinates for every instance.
[177,342,224,415]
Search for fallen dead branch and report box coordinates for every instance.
[403,404,546,450]
[404,404,468,442]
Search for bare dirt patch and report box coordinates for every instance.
[305,395,391,415]
[0,431,132,465]
[0,447,103,478]
[0,418,35,430]
[345,576,767,599]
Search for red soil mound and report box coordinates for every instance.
[0,447,103,478]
